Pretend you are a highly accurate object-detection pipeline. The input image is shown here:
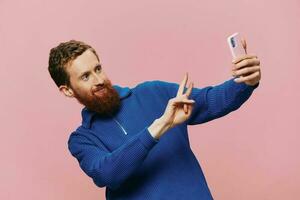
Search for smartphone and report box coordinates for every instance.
[227,32,246,59]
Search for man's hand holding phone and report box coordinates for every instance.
[231,53,261,86]
[228,33,261,86]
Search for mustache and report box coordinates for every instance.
[92,82,111,93]
[92,86,105,94]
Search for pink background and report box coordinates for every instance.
[1,0,299,199]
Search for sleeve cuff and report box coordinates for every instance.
[231,78,260,91]
[138,127,159,150]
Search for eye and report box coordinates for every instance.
[81,74,89,81]
[96,65,102,73]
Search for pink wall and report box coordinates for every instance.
[1,0,299,199]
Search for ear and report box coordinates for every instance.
[59,85,75,98]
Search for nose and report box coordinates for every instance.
[93,73,104,86]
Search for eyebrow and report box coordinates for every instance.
[78,64,102,79]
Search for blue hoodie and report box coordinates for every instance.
[68,78,259,200]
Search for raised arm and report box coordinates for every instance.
[187,78,259,125]
[155,53,261,125]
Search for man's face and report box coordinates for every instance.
[60,49,121,117]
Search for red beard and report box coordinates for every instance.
[72,80,121,118]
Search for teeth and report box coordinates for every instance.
[94,88,105,95]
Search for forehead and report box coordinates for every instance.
[66,49,99,76]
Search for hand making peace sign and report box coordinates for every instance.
[161,73,195,129]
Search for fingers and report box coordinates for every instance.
[176,73,194,114]
[184,104,188,114]
[184,82,194,98]
[183,104,193,114]
[183,82,194,113]
[170,97,195,113]
[233,57,260,70]
[173,98,195,105]
[241,38,247,54]
[232,54,257,64]
[232,65,260,77]
[174,99,194,114]
[234,71,260,83]
[177,72,188,96]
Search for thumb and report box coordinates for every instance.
[173,99,195,105]
[241,38,248,54]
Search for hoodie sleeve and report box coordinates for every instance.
[154,78,259,125]
[68,126,158,190]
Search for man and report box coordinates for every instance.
[48,40,260,200]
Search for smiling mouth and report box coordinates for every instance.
[94,88,106,96]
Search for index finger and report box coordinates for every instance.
[232,54,257,64]
[176,72,188,96]
[184,82,194,98]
